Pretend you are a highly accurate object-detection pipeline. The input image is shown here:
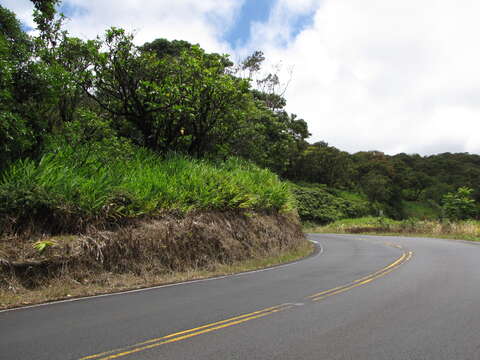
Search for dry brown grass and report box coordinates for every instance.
[0,211,309,310]
[0,240,313,310]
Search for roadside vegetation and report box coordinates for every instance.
[0,146,294,235]
[3,0,480,227]
[288,143,480,222]
[291,183,370,224]
[304,187,480,242]
[307,216,480,242]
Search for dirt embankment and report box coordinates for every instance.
[0,211,306,305]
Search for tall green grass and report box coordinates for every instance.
[0,145,295,233]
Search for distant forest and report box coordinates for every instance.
[2,1,480,224]
[288,146,480,220]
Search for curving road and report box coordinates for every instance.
[1,234,480,360]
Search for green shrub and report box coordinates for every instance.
[292,183,371,224]
[442,187,478,220]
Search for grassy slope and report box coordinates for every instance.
[0,146,295,235]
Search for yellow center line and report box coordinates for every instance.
[307,253,406,299]
[308,243,410,300]
[311,251,413,302]
[79,304,291,360]
[89,306,292,360]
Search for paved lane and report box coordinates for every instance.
[1,234,479,360]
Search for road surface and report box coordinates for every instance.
[1,234,480,360]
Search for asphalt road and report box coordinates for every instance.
[1,234,480,360]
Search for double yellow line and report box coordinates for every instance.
[80,242,413,360]
[80,304,293,360]
[308,248,413,302]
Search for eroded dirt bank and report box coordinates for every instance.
[0,211,308,308]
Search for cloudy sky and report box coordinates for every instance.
[3,0,480,155]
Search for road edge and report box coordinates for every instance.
[0,240,322,313]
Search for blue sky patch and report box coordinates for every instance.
[20,22,33,32]
[59,2,88,18]
[224,0,276,48]
[224,0,316,49]
[290,11,315,39]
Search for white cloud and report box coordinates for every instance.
[244,0,480,155]
[238,0,321,52]
[2,0,242,53]
[2,0,34,26]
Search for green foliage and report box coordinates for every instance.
[312,216,480,243]
[228,104,310,175]
[288,142,353,187]
[44,109,135,166]
[290,146,480,221]
[0,3,87,169]
[31,0,61,40]
[0,6,34,169]
[140,38,192,58]
[0,111,32,170]
[442,187,478,220]
[82,28,251,157]
[0,146,295,234]
[3,2,480,230]
[403,200,441,220]
[33,239,57,254]
[292,183,370,224]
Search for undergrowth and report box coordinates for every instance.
[402,200,441,219]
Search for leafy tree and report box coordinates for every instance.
[141,38,192,58]
[0,6,36,169]
[442,187,478,220]
[227,103,309,174]
[288,142,353,187]
[0,1,94,170]
[360,171,392,204]
[82,29,250,156]
[401,171,434,201]
[31,0,61,44]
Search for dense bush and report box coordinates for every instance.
[291,183,370,224]
[442,187,478,220]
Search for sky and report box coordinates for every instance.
[3,0,480,155]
